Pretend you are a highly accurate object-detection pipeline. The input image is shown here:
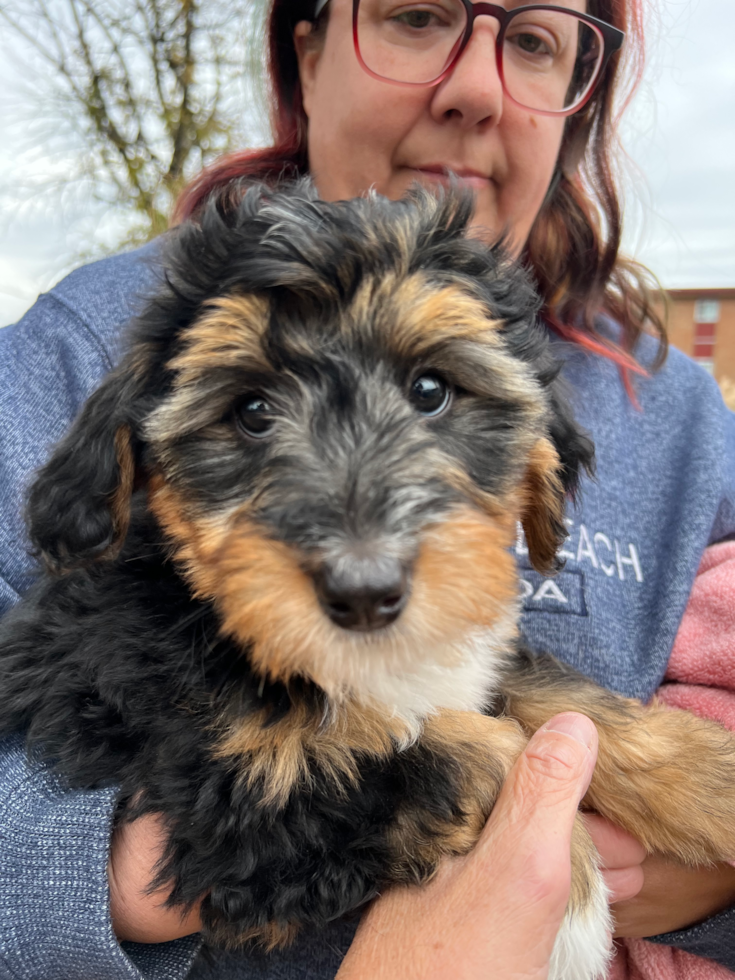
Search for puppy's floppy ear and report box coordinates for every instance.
[520,438,567,575]
[546,378,595,503]
[521,382,595,574]
[27,368,140,571]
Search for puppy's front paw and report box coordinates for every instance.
[549,862,612,980]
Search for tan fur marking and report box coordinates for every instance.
[386,711,526,879]
[569,814,600,914]
[167,294,271,385]
[143,295,274,445]
[411,510,518,642]
[368,274,503,356]
[206,917,299,952]
[149,476,519,709]
[518,437,565,574]
[214,698,408,809]
[506,673,735,866]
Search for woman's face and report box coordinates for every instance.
[295,0,571,252]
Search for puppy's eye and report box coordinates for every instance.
[235,395,275,439]
[409,374,451,417]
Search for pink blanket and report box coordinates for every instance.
[608,541,735,980]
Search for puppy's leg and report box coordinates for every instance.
[189,707,610,971]
[395,711,612,980]
[550,815,612,980]
[386,711,528,877]
[502,651,735,865]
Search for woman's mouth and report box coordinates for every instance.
[410,166,491,191]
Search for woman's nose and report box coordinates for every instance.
[429,16,504,129]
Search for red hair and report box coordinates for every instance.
[173,0,665,385]
[173,0,314,219]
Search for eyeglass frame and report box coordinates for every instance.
[312,0,625,118]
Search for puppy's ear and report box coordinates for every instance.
[28,369,140,571]
[520,438,567,575]
[545,379,595,503]
[521,389,595,574]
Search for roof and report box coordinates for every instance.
[664,288,735,301]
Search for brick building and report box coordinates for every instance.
[660,288,735,380]
[655,288,735,409]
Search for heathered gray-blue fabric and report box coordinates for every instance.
[1,245,734,979]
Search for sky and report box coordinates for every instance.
[617,0,735,289]
[0,0,733,329]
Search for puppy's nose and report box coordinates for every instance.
[315,556,409,632]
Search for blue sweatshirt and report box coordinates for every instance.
[1,243,735,979]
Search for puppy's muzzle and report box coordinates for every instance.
[314,555,410,632]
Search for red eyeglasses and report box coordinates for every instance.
[313,0,624,116]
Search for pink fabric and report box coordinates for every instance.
[608,941,734,980]
[608,541,735,980]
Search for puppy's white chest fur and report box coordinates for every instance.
[359,606,519,735]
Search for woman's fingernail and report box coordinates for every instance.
[543,713,596,750]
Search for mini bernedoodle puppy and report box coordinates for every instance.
[2,183,734,980]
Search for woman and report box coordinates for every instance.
[1,0,735,977]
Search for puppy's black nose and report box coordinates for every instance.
[315,556,409,632]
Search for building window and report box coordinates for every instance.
[693,299,720,373]
[695,299,720,323]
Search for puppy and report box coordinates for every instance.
[1,183,734,980]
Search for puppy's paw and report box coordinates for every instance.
[549,864,612,980]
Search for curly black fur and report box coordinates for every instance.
[1,181,596,946]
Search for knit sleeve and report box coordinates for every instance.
[0,243,161,605]
[647,908,735,971]
[0,733,201,980]
[0,259,200,979]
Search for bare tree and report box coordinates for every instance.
[0,0,267,252]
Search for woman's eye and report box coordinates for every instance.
[507,28,555,59]
[390,4,451,31]
[235,395,275,439]
[393,9,434,28]
[516,32,545,54]
[409,374,451,417]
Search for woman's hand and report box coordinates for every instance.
[108,812,203,943]
[584,813,735,938]
[337,712,599,980]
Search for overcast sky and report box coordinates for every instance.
[1,0,733,328]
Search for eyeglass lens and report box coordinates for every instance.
[355,0,604,113]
